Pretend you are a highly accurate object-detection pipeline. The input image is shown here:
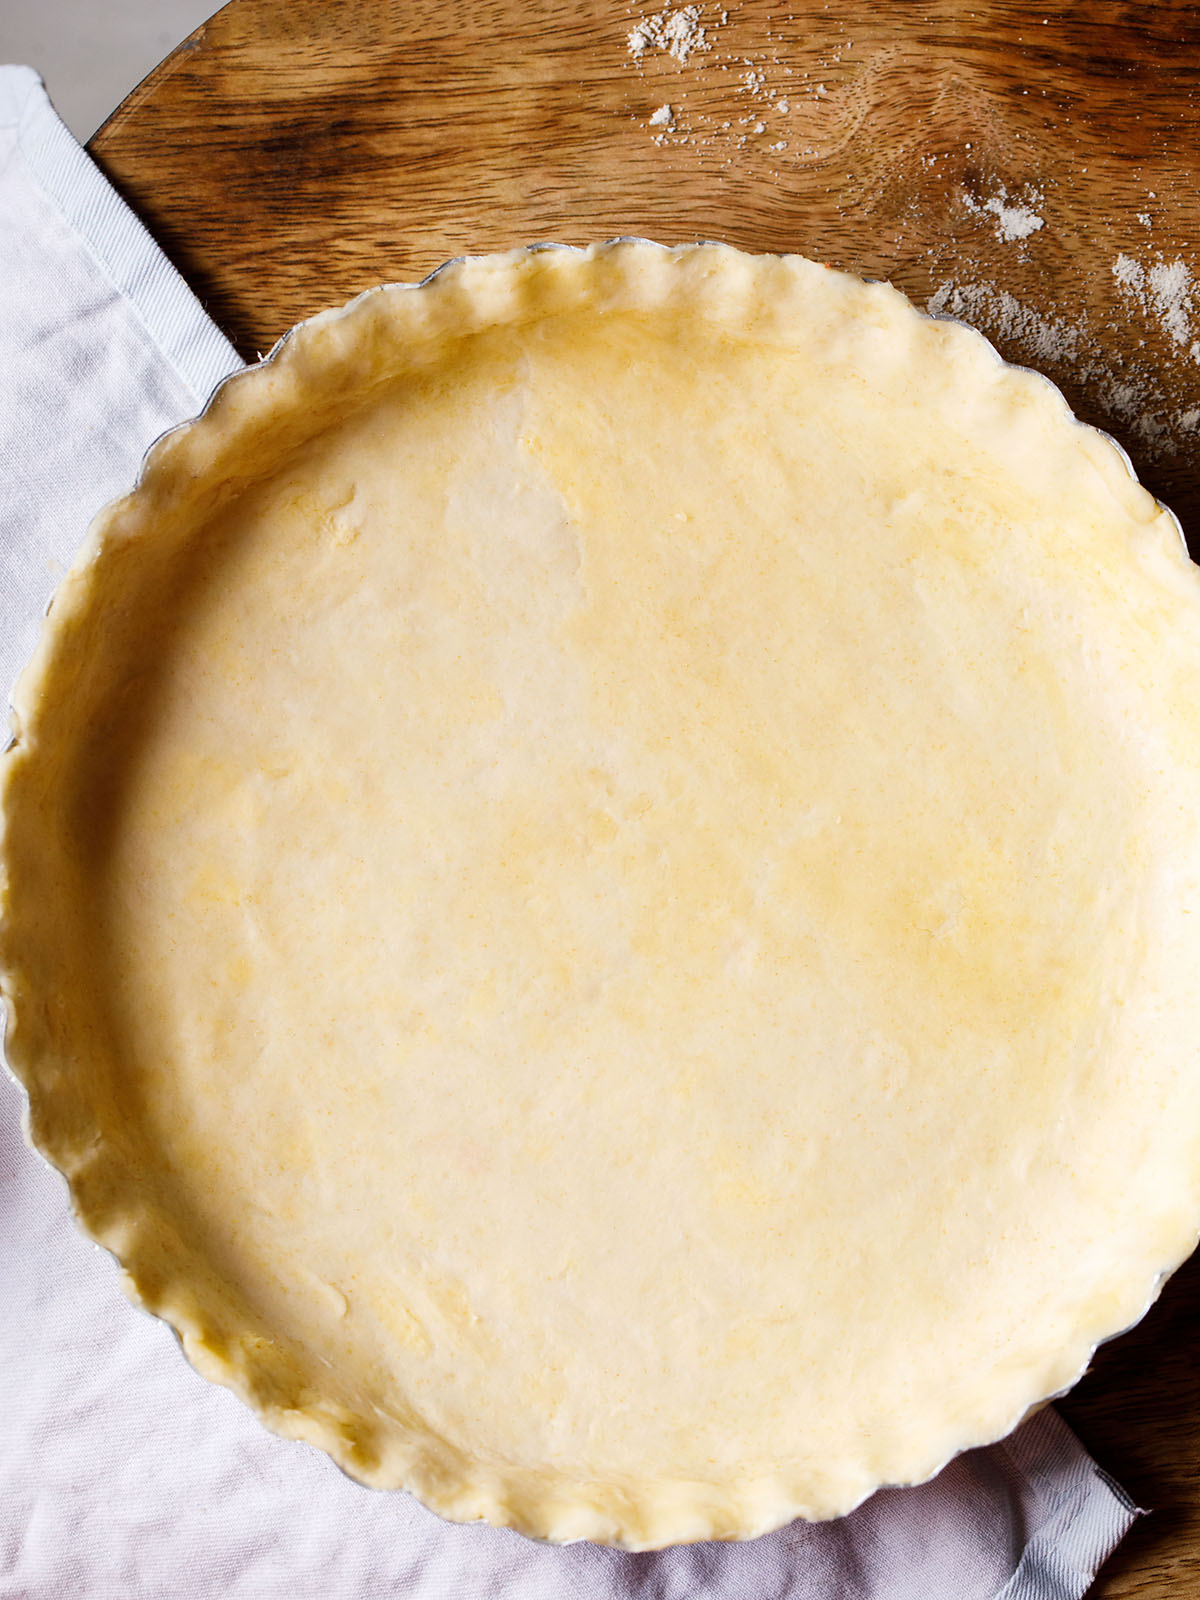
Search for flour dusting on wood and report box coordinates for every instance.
[929,277,1200,455]
[1113,252,1198,351]
[618,7,1200,465]
[929,281,1079,367]
[622,0,855,160]
[628,5,712,63]
[962,185,1045,243]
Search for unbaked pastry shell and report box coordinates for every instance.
[5,241,1200,1549]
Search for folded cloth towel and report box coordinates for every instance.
[0,63,1140,1600]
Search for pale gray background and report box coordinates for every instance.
[3,0,221,141]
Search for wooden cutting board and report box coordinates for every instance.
[90,2,1200,1592]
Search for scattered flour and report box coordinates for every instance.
[621,10,1200,457]
[1112,253,1141,292]
[628,5,711,63]
[927,278,1196,456]
[1112,252,1197,349]
[962,186,1045,244]
[928,282,1081,368]
[623,2,848,156]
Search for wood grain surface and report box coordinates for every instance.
[89,3,1200,1593]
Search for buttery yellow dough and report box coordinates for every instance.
[6,241,1200,1549]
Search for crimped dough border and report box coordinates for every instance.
[2,240,1197,1549]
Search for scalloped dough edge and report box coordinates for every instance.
[3,240,1200,1550]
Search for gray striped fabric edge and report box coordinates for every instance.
[994,1410,1144,1600]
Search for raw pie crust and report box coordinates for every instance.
[6,240,1200,1550]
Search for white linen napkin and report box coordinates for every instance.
[0,63,1141,1600]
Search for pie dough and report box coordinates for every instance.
[6,240,1200,1550]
